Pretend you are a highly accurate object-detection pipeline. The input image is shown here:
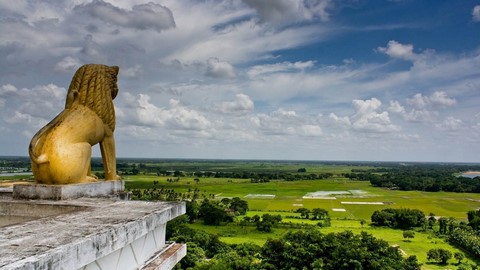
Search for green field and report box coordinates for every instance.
[125,175,480,220]
[125,174,480,269]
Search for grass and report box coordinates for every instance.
[189,218,479,270]
[125,175,480,220]
[125,174,480,269]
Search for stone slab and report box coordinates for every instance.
[0,198,186,270]
[0,188,13,200]
[12,180,125,200]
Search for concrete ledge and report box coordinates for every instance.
[0,188,13,200]
[142,243,187,270]
[0,198,186,270]
[12,180,124,200]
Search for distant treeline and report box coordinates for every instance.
[345,165,480,193]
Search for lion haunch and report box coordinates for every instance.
[29,64,120,184]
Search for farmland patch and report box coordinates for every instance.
[245,194,275,199]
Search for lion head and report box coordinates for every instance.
[65,64,119,131]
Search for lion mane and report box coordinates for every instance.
[66,64,119,131]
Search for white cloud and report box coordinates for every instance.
[134,94,211,131]
[407,93,429,109]
[473,5,480,22]
[243,0,331,25]
[407,91,456,108]
[54,56,82,72]
[436,116,463,131]
[122,64,143,79]
[330,98,399,133]
[351,98,399,133]
[387,100,405,114]
[0,83,66,133]
[73,0,176,32]
[205,58,236,79]
[377,40,416,61]
[252,108,299,135]
[429,91,456,107]
[247,61,315,77]
[0,84,17,95]
[298,124,322,136]
[219,94,254,114]
[329,113,351,126]
[389,91,456,123]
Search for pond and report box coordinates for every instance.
[461,172,480,178]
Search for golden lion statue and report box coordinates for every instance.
[29,64,120,184]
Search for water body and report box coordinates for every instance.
[462,173,480,178]
[0,172,32,177]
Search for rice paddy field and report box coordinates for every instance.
[124,170,480,269]
[124,175,480,220]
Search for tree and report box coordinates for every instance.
[311,208,329,220]
[428,213,436,229]
[177,242,206,268]
[454,252,465,264]
[256,214,282,232]
[427,248,452,265]
[199,199,233,225]
[260,230,421,270]
[296,208,310,219]
[230,197,249,215]
[468,210,480,230]
[438,217,448,234]
[360,219,366,227]
[403,230,415,241]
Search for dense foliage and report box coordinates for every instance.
[371,208,426,229]
[449,228,480,258]
[364,165,480,192]
[167,216,421,270]
[260,230,420,270]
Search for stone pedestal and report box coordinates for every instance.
[13,180,125,200]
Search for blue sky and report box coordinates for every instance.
[1,0,480,162]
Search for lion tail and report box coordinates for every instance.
[29,110,69,165]
[29,126,50,165]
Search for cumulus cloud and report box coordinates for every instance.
[331,98,399,133]
[329,113,351,126]
[252,108,300,135]
[377,40,416,61]
[205,58,236,79]
[0,83,66,132]
[73,0,176,32]
[351,98,399,132]
[219,94,254,114]
[243,0,331,25]
[134,94,211,131]
[473,5,480,22]
[407,91,456,109]
[387,100,405,114]
[122,64,143,79]
[389,91,456,123]
[54,56,82,72]
[429,91,456,107]
[435,116,463,131]
[298,124,322,136]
